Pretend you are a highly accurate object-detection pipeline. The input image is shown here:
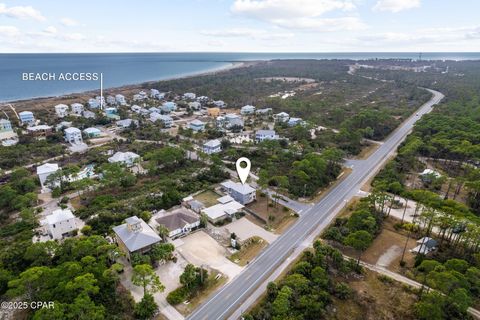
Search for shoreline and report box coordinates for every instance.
[2,60,254,111]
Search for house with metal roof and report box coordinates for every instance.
[40,208,77,240]
[255,130,279,142]
[201,198,244,224]
[36,163,60,190]
[108,151,140,167]
[189,119,205,132]
[113,216,161,260]
[220,180,256,205]
[203,139,222,154]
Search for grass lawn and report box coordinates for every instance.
[247,193,297,231]
[193,189,221,207]
[229,236,268,266]
[174,269,228,316]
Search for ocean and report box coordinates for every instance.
[1,52,480,102]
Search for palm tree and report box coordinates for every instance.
[157,225,169,242]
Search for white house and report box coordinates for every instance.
[55,104,69,118]
[274,112,290,122]
[189,119,205,132]
[188,101,202,110]
[220,180,256,205]
[213,100,226,108]
[36,163,60,189]
[71,103,84,115]
[113,216,161,260]
[41,208,78,240]
[82,110,96,119]
[64,127,83,144]
[150,113,173,128]
[0,119,17,141]
[116,119,138,129]
[183,92,196,100]
[18,111,35,125]
[106,95,116,105]
[161,102,177,113]
[203,139,222,154]
[255,130,279,142]
[201,197,244,223]
[155,209,200,239]
[256,108,272,115]
[115,94,127,105]
[108,151,140,167]
[288,117,305,127]
[88,98,100,109]
[241,105,256,115]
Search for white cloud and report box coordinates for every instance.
[0,3,45,21]
[201,27,294,40]
[44,26,57,34]
[232,0,356,19]
[231,0,364,32]
[0,25,20,37]
[373,0,420,13]
[60,33,86,41]
[60,17,79,27]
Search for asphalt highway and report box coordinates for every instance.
[187,89,445,320]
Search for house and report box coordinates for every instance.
[187,200,205,213]
[224,114,244,129]
[201,197,244,224]
[255,130,279,142]
[207,107,220,117]
[188,101,202,110]
[113,216,162,260]
[115,94,127,105]
[64,127,83,144]
[88,98,100,109]
[197,96,209,103]
[150,89,160,99]
[220,180,256,205]
[105,107,120,119]
[106,95,116,105]
[213,100,225,108]
[55,104,69,118]
[411,237,438,255]
[288,117,305,127]
[40,208,78,240]
[96,96,105,108]
[0,119,17,141]
[150,113,173,128]
[189,119,205,132]
[82,110,96,119]
[183,92,196,100]
[71,103,84,115]
[149,107,161,114]
[108,151,140,167]
[131,105,142,113]
[18,111,35,125]
[156,209,200,239]
[241,105,256,115]
[256,108,272,115]
[274,112,290,123]
[36,163,60,189]
[83,127,102,138]
[116,119,138,129]
[26,125,53,138]
[161,102,177,113]
[203,139,222,154]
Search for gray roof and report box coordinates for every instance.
[256,130,276,136]
[112,216,161,253]
[156,211,199,232]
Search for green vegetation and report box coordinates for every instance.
[166,264,209,305]
[245,242,360,320]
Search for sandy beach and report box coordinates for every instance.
[1,60,256,115]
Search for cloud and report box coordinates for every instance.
[60,17,79,27]
[232,0,356,19]
[231,0,364,32]
[44,26,57,34]
[0,3,45,21]
[0,25,20,37]
[373,0,420,13]
[201,27,294,40]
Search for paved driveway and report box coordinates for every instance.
[224,218,278,243]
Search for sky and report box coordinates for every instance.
[0,0,479,53]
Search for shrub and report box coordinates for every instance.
[166,287,189,305]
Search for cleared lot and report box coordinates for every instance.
[225,217,278,244]
[174,231,243,281]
